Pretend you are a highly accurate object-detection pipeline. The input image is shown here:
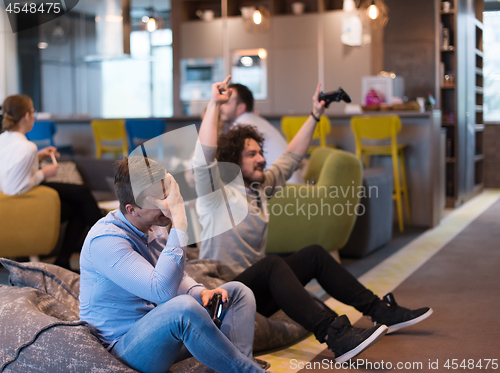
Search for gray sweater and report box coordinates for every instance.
[193,142,301,275]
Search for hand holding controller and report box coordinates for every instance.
[318,87,352,108]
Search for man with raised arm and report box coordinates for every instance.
[193,76,433,363]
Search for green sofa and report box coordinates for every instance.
[267,147,363,255]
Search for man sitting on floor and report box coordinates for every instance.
[79,156,266,373]
[193,75,433,363]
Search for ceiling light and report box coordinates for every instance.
[359,0,389,29]
[253,10,262,25]
[38,42,48,49]
[147,17,157,32]
[368,4,379,19]
[242,6,271,34]
[258,48,267,59]
[142,16,149,23]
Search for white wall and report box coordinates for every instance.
[0,6,19,102]
[179,11,373,116]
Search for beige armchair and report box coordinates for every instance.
[0,186,60,261]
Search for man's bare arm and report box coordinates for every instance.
[198,75,232,150]
[285,83,326,158]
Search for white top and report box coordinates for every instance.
[0,131,44,195]
[232,112,305,184]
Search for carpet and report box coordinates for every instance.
[293,192,500,372]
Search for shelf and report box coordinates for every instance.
[438,0,484,209]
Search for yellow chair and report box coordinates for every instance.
[0,186,61,261]
[350,115,410,232]
[281,116,332,153]
[91,119,128,159]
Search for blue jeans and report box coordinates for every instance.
[110,282,264,373]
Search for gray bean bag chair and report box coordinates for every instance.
[0,258,311,372]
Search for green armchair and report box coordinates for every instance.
[267,148,362,257]
[0,186,60,261]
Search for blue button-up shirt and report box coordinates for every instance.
[79,209,204,348]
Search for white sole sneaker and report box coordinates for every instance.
[335,325,388,363]
[377,308,434,334]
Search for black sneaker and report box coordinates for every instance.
[326,315,388,363]
[372,293,433,334]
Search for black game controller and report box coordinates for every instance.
[208,294,223,329]
[319,88,352,108]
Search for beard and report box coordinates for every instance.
[244,169,265,187]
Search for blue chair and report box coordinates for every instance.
[125,119,167,149]
[26,121,73,155]
[26,121,56,147]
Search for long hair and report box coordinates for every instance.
[1,95,32,131]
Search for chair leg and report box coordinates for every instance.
[399,150,411,224]
[392,151,404,232]
[363,154,370,169]
[95,144,101,159]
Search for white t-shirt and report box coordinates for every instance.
[0,131,44,195]
[232,112,305,184]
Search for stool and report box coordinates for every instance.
[340,168,393,258]
[350,115,411,232]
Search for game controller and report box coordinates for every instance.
[208,294,223,329]
[319,87,352,108]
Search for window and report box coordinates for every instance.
[483,11,500,122]
[102,29,173,118]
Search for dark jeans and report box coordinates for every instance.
[42,182,102,267]
[233,245,380,342]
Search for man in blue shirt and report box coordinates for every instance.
[79,156,265,373]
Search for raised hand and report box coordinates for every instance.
[312,82,326,118]
[210,75,232,105]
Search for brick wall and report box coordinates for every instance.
[484,124,500,188]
